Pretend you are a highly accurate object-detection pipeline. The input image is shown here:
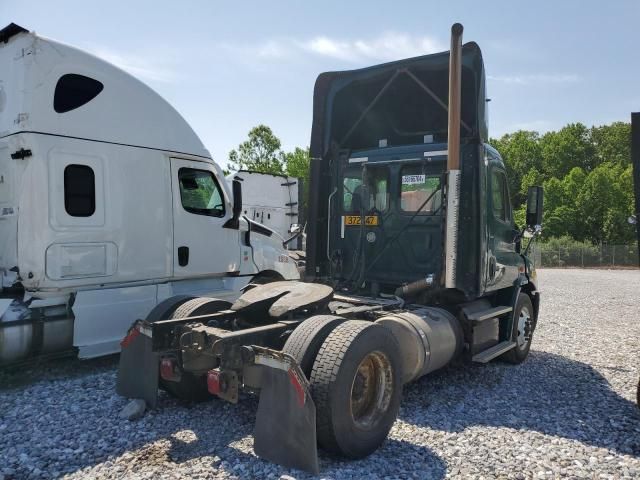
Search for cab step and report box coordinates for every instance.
[466,306,512,322]
[472,341,516,363]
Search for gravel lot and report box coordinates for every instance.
[1,269,640,479]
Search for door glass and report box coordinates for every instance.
[491,170,507,221]
[400,165,442,213]
[343,167,388,212]
[178,168,225,217]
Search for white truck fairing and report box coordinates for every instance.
[0,24,299,363]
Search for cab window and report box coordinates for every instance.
[491,170,510,222]
[343,167,388,212]
[400,165,442,213]
[178,168,225,217]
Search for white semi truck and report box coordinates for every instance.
[228,170,304,249]
[0,23,299,365]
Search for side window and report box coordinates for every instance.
[342,168,389,212]
[400,165,442,213]
[54,74,104,113]
[64,164,95,217]
[343,175,362,211]
[178,168,225,217]
[491,170,510,222]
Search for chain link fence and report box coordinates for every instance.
[531,242,639,268]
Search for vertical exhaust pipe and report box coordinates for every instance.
[447,23,463,171]
[444,23,463,289]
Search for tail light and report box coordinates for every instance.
[207,369,224,395]
[160,357,181,382]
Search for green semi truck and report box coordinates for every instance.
[117,23,544,473]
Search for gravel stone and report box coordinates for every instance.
[119,399,146,421]
[1,269,639,479]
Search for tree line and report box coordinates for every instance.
[491,121,634,245]
[227,121,636,245]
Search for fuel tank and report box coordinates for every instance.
[0,300,74,365]
[376,307,463,384]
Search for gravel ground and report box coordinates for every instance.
[1,269,640,479]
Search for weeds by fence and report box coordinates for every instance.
[531,241,639,268]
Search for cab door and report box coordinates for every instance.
[486,160,522,291]
[171,158,241,277]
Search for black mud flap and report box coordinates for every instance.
[115,320,159,408]
[253,350,319,474]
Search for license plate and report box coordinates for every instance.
[344,215,379,226]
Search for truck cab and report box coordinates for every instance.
[116,24,542,474]
[0,23,299,364]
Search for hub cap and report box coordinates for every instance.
[516,306,532,350]
[350,351,393,430]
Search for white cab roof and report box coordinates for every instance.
[0,24,211,159]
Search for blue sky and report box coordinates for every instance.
[3,0,639,167]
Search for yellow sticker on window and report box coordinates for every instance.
[344,215,379,226]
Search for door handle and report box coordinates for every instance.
[178,246,189,267]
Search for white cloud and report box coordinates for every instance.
[488,73,581,85]
[220,32,445,66]
[84,45,179,83]
[300,32,444,63]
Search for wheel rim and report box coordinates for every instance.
[516,306,532,350]
[350,351,393,430]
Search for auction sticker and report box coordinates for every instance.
[402,174,426,185]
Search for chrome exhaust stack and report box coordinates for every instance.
[444,23,464,289]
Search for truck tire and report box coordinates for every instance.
[163,297,232,402]
[310,320,403,458]
[502,293,535,364]
[282,315,345,378]
[146,295,196,323]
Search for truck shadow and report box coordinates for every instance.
[8,349,637,478]
[132,395,448,479]
[399,350,640,457]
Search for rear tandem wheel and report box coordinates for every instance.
[309,320,403,458]
[282,315,346,378]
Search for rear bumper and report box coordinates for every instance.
[116,320,320,473]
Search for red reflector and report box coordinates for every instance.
[160,358,178,382]
[207,370,221,395]
[120,327,140,348]
[288,368,306,407]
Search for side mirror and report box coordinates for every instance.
[224,179,243,229]
[526,186,544,230]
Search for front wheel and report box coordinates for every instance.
[310,320,403,458]
[502,293,535,364]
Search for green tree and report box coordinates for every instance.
[284,146,310,183]
[576,162,635,244]
[590,122,631,166]
[228,125,285,175]
[540,123,596,178]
